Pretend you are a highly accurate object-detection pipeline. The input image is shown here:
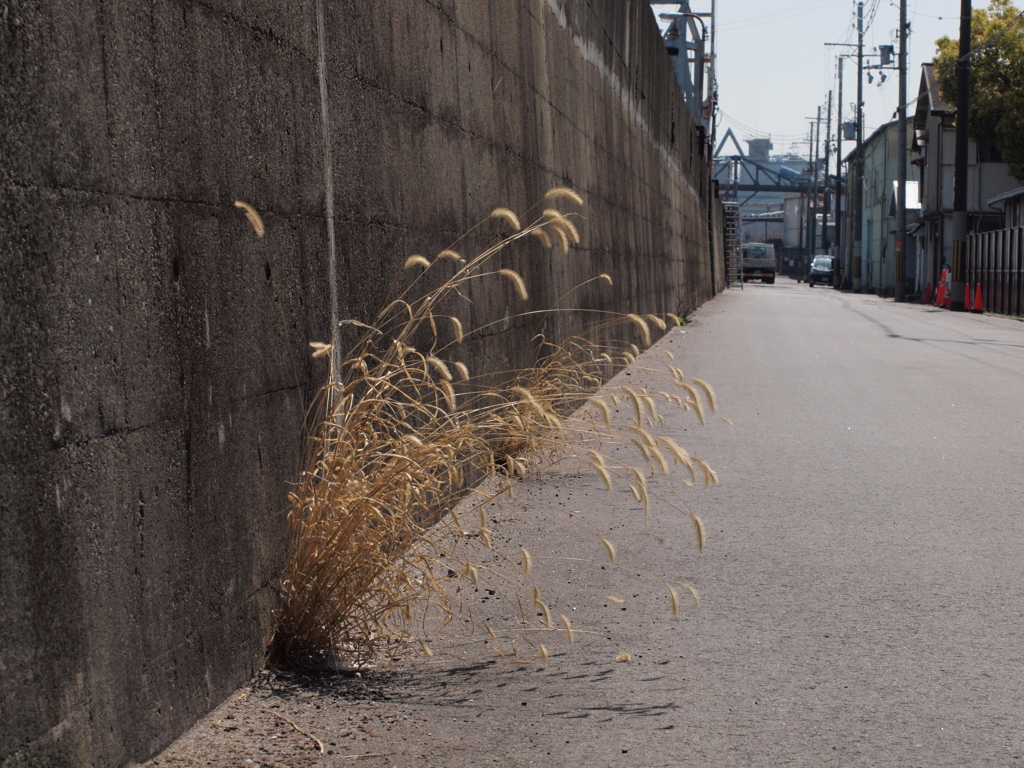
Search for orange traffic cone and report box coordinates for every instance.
[936,277,946,307]
[972,282,984,313]
[965,283,972,308]
[923,282,932,305]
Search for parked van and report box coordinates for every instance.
[741,243,777,284]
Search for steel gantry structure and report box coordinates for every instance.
[712,128,809,200]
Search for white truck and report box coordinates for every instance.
[741,242,777,284]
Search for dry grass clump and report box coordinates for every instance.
[264,189,718,669]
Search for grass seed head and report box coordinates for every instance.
[499,268,529,300]
[543,186,584,206]
[646,314,667,331]
[627,314,652,347]
[601,538,617,566]
[559,614,575,644]
[542,209,581,243]
[439,380,457,410]
[538,600,553,629]
[668,584,680,617]
[531,228,553,249]
[691,513,707,551]
[678,382,706,426]
[520,547,533,576]
[696,459,718,486]
[682,582,701,607]
[691,377,718,412]
[426,356,453,381]
[309,341,333,358]
[234,200,265,237]
[547,224,571,254]
[490,207,522,231]
[404,254,431,270]
[450,316,464,344]
[589,397,612,426]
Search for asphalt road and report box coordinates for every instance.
[151,278,1024,767]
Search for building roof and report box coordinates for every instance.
[842,120,897,165]
[921,63,954,115]
[986,186,1024,207]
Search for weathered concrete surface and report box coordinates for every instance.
[1,0,720,765]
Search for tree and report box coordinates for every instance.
[935,0,1024,181]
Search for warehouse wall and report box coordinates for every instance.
[0,0,721,764]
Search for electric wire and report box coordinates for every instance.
[718,110,815,143]
[716,0,848,32]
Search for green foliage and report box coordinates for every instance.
[935,0,1024,181]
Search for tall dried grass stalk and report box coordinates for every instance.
[265,189,719,669]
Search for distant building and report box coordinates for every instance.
[856,120,920,294]
[912,63,1018,293]
[779,193,834,276]
[741,208,784,245]
[745,138,774,162]
[783,195,805,249]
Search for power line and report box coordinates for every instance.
[863,0,883,32]
[718,110,815,143]
[716,0,848,32]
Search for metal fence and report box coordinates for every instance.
[967,227,1024,316]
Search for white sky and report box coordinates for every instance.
[652,1,967,158]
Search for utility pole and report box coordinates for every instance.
[835,59,844,286]
[823,89,834,254]
[950,0,972,311]
[804,111,823,270]
[826,44,859,285]
[853,0,865,292]
[805,122,815,265]
[894,0,909,301]
[810,106,822,256]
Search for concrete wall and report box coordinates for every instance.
[0,1,721,765]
